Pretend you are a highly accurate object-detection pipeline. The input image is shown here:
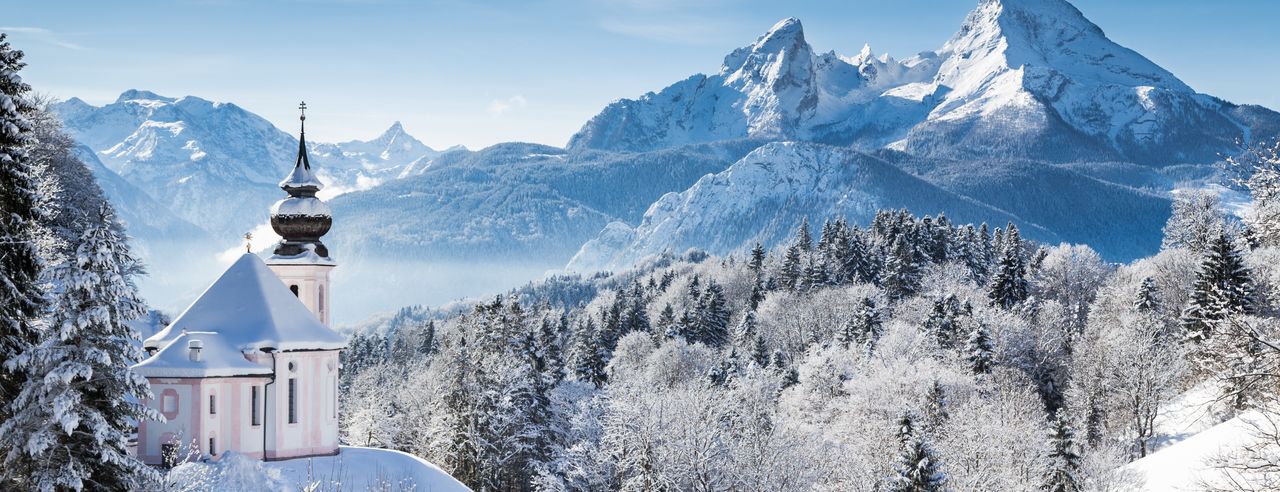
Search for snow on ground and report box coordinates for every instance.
[1126,410,1265,491]
[1125,382,1268,490]
[271,446,470,492]
[168,446,471,491]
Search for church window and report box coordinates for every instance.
[162,393,177,414]
[251,386,260,426]
[290,284,299,297]
[209,393,216,415]
[209,437,216,456]
[288,378,298,424]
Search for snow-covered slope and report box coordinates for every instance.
[568,142,1060,271]
[568,0,1280,165]
[166,446,471,491]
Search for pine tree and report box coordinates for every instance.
[988,224,1029,309]
[571,318,606,386]
[733,311,758,347]
[691,281,730,348]
[622,282,650,336]
[751,335,770,368]
[888,413,946,492]
[748,277,765,311]
[965,322,994,375]
[841,229,876,284]
[748,242,766,275]
[780,244,803,290]
[883,235,921,301]
[851,297,883,350]
[0,33,45,441]
[796,217,813,252]
[1134,277,1159,313]
[922,381,948,435]
[655,303,676,342]
[1043,412,1081,492]
[0,206,159,491]
[922,296,962,349]
[1181,232,1254,345]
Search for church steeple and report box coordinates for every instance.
[279,101,323,195]
[269,101,332,258]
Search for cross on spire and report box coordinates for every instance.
[298,101,307,120]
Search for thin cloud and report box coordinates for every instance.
[488,95,528,116]
[0,27,85,50]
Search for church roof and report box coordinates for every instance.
[143,253,347,353]
[133,331,273,378]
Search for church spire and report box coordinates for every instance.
[279,101,323,195]
[270,101,333,259]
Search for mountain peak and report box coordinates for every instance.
[116,89,175,104]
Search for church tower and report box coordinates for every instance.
[267,102,335,326]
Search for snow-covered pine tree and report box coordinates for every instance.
[1134,277,1159,314]
[0,33,45,438]
[0,205,158,491]
[1181,232,1254,346]
[732,311,758,348]
[751,335,769,368]
[748,242,766,275]
[571,318,606,386]
[693,281,730,348]
[796,216,813,252]
[1043,412,1081,492]
[852,297,883,350]
[965,322,994,375]
[888,412,946,492]
[922,381,948,435]
[988,224,1029,309]
[780,244,803,290]
[883,235,921,302]
[655,303,676,342]
[622,282,650,337]
[840,227,876,285]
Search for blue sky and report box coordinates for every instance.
[5,0,1279,149]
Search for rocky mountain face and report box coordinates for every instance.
[568,0,1279,165]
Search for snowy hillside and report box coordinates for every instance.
[568,0,1280,165]
[166,446,471,491]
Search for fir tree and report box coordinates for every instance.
[965,322,994,375]
[571,318,606,386]
[1134,277,1159,313]
[0,206,159,491]
[840,229,876,284]
[1181,232,1254,345]
[1043,412,1081,492]
[748,277,765,311]
[691,281,730,348]
[733,311,758,347]
[883,235,921,301]
[988,224,1029,309]
[0,33,45,441]
[888,413,946,492]
[655,303,676,342]
[751,335,770,368]
[622,282,650,336]
[796,216,813,252]
[780,244,803,290]
[748,242,766,275]
[922,381,948,436]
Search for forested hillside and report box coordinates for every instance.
[339,148,1280,490]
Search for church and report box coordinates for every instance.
[131,105,346,466]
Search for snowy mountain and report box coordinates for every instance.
[569,0,1280,165]
[52,91,446,240]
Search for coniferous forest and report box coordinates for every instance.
[339,178,1280,490]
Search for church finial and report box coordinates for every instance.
[244,231,253,252]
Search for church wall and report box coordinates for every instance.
[267,263,335,326]
[138,376,269,465]
[264,349,341,460]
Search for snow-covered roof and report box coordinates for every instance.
[271,196,331,217]
[266,244,336,266]
[280,159,323,190]
[143,253,346,353]
[133,331,272,378]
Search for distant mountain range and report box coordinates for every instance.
[52,0,1277,322]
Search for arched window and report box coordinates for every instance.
[318,285,325,322]
[160,389,180,421]
[290,285,299,297]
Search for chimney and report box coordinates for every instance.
[188,339,204,362]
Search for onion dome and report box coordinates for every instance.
[271,102,333,258]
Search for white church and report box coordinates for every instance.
[131,106,346,466]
